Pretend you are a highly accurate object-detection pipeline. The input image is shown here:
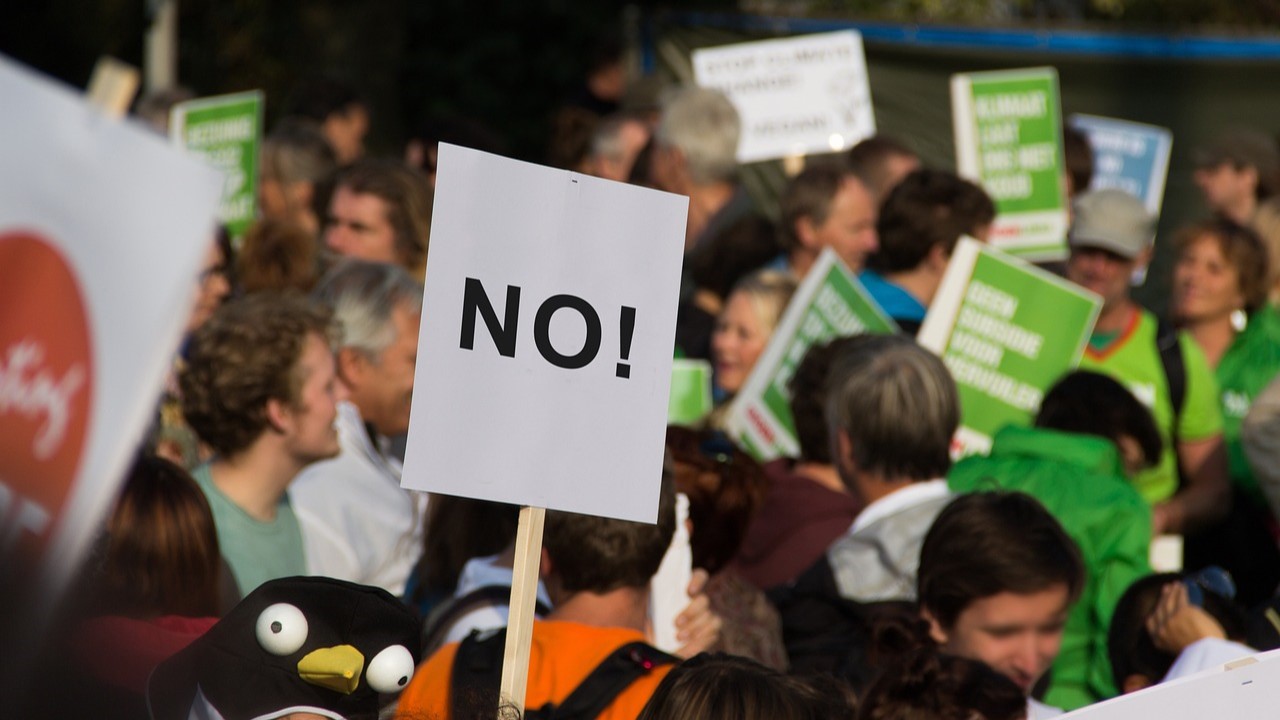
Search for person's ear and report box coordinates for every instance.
[538,547,554,580]
[835,430,856,477]
[265,396,292,435]
[335,347,369,388]
[1116,434,1148,475]
[795,215,821,251]
[927,242,952,274]
[1122,674,1152,694]
[921,607,949,645]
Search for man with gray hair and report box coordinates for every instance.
[821,333,958,602]
[649,86,774,257]
[290,259,428,595]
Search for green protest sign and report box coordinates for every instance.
[952,68,1068,261]
[668,359,713,425]
[726,248,898,461]
[919,238,1101,456]
[170,91,263,241]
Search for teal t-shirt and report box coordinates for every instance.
[1217,305,1280,503]
[193,464,307,596]
[1078,309,1223,503]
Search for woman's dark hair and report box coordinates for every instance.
[857,647,1026,720]
[1173,216,1271,315]
[416,497,521,596]
[918,492,1085,630]
[1036,370,1163,471]
[638,652,845,720]
[664,426,769,574]
[1107,572,1248,691]
[96,455,222,618]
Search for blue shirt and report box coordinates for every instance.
[859,270,926,323]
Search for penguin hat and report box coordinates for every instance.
[147,576,421,720]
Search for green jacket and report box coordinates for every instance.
[1217,305,1280,505]
[948,426,1153,710]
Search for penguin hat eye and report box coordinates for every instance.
[365,645,415,693]
[255,603,309,656]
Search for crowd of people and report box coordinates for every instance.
[28,34,1280,720]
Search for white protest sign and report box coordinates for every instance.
[650,493,693,652]
[402,144,687,523]
[1061,647,1280,719]
[693,31,876,164]
[0,55,222,616]
[1069,114,1173,215]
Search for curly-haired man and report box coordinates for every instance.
[180,292,340,596]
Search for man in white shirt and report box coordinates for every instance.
[291,259,427,595]
[822,334,957,602]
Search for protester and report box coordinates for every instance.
[237,218,321,295]
[1108,570,1253,693]
[709,269,797,412]
[397,471,684,720]
[857,647,1027,720]
[259,116,338,238]
[148,577,419,720]
[290,260,428,596]
[1242,372,1280,524]
[821,333,957,603]
[1170,216,1280,604]
[1062,125,1094,201]
[585,111,651,182]
[149,231,234,470]
[179,293,340,595]
[776,163,879,279]
[861,169,995,334]
[636,652,853,720]
[731,337,862,591]
[324,159,433,280]
[69,455,225,714]
[1193,128,1280,297]
[288,75,370,165]
[649,86,774,277]
[676,214,784,361]
[410,496,523,622]
[1067,188,1230,536]
[917,491,1086,719]
[846,134,921,206]
[666,426,787,669]
[948,371,1158,708]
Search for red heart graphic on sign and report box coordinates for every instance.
[0,230,93,568]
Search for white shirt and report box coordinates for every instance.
[1028,697,1064,718]
[442,554,553,646]
[1162,637,1257,683]
[847,478,951,536]
[292,401,428,595]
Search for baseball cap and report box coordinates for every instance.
[1068,189,1154,260]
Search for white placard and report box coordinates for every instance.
[0,55,223,596]
[402,144,688,523]
[650,493,693,652]
[1061,647,1280,718]
[693,31,876,164]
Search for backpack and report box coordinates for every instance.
[1155,317,1187,438]
[448,627,677,720]
[421,584,552,656]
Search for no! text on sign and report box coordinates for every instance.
[402,144,688,524]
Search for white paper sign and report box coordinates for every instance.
[693,31,876,164]
[0,56,223,599]
[1061,647,1280,718]
[402,144,688,523]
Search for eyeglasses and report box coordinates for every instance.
[1183,565,1236,607]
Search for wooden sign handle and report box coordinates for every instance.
[85,57,140,118]
[499,505,547,716]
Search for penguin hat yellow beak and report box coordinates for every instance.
[297,644,366,694]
